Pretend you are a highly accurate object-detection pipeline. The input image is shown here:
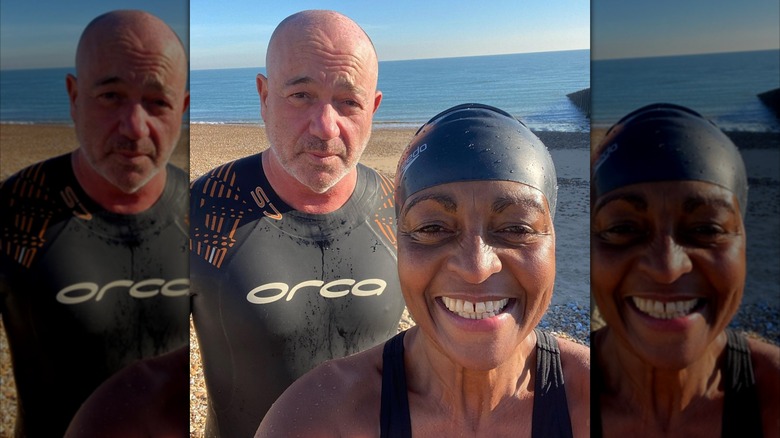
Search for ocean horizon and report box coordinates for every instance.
[188,49,591,131]
[592,49,780,132]
[2,49,778,133]
[1,49,591,132]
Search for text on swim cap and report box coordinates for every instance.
[593,142,619,175]
[400,143,428,177]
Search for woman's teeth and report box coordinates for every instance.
[632,297,699,319]
[442,297,509,320]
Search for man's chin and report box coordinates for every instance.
[104,169,161,195]
[302,179,339,194]
[291,166,352,194]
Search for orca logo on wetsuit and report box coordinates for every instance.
[246,278,387,305]
[56,278,190,304]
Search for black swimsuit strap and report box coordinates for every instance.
[722,329,763,437]
[591,332,604,438]
[380,331,411,438]
[532,329,574,438]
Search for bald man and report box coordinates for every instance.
[0,10,190,437]
[190,10,405,436]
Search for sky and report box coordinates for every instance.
[1,0,589,71]
[592,0,780,60]
[0,0,188,70]
[2,1,777,70]
[189,1,590,69]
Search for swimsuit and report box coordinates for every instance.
[379,329,574,437]
[0,153,189,437]
[190,152,405,437]
[722,330,763,437]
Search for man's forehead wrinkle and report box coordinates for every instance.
[86,42,173,80]
[268,13,377,74]
[270,36,376,94]
[81,10,185,51]
[78,28,186,94]
[77,13,186,80]
[302,43,365,76]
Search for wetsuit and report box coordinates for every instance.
[591,329,763,437]
[190,152,405,437]
[380,329,574,438]
[0,153,190,437]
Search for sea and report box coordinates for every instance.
[592,49,780,131]
[3,48,778,133]
[189,49,592,131]
[0,49,590,132]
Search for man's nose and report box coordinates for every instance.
[119,103,151,140]
[309,103,340,141]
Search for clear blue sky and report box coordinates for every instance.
[0,0,589,71]
[592,0,780,60]
[189,1,590,70]
[0,0,188,70]
[4,1,776,70]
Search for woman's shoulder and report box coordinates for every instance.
[553,335,590,390]
[555,336,590,373]
[748,336,779,386]
[748,335,780,362]
[255,337,388,437]
[552,335,590,437]
[747,337,780,435]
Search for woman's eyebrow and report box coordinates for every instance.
[683,195,737,214]
[493,195,546,215]
[593,191,647,214]
[401,193,457,216]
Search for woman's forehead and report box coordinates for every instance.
[594,180,740,213]
[403,180,549,214]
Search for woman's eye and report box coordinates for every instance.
[499,225,532,234]
[682,224,729,245]
[691,224,722,235]
[596,223,645,245]
[408,224,454,243]
[417,224,448,234]
[495,225,535,243]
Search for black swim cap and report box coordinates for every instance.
[395,103,557,219]
[592,103,748,216]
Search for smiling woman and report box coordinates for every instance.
[255,104,590,437]
[399,180,556,370]
[590,103,780,437]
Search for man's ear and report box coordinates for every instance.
[66,74,79,120]
[256,74,269,120]
[372,90,382,115]
[182,90,190,115]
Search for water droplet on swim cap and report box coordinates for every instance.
[395,103,558,219]
[592,103,748,216]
